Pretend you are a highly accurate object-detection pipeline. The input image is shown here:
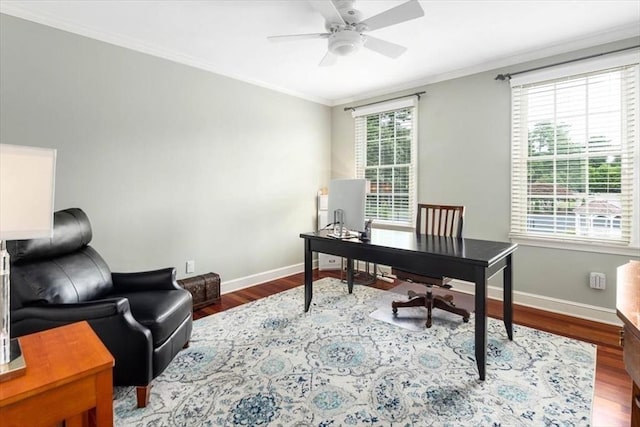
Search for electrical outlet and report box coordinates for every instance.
[589,272,606,290]
[186,260,195,274]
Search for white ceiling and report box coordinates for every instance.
[1,1,639,106]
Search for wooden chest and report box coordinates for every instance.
[178,272,221,310]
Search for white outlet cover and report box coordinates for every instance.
[186,260,195,274]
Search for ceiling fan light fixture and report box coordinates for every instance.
[328,30,363,56]
[268,0,425,65]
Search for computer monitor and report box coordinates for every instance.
[327,178,367,233]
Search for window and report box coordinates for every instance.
[354,98,418,227]
[510,51,639,254]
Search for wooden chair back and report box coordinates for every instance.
[416,204,464,237]
[392,203,472,326]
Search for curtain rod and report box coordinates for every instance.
[343,91,426,112]
[494,45,640,81]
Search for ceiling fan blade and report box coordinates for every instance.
[363,35,407,58]
[309,0,345,26]
[319,51,337,67]
[268,33,330,43]
[361,0,424,32]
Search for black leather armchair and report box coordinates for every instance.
[8,208,193,408]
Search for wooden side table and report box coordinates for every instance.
[617,260,640,427]
[0,321,115,427]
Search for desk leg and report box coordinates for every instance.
[475,268,487,381]
[503,253,513,341]
[304,239,313,312]
[346,258,354,294]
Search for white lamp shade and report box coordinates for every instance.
[0,144,56,240]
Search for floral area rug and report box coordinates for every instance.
[113,277,595,426]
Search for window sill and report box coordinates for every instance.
[372,221,414,232]
[510,235,640,257]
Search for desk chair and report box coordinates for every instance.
[391,204,471,328]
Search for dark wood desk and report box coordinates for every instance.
[300,229,517,380]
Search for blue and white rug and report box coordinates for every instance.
[113,277,595,426]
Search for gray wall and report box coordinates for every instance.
[2,12,638,311]
[0,14,331,282]
[332,38,640,310]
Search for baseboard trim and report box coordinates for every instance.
[221,264,621,326]
[221,261,313,294]
[449,279,622,326]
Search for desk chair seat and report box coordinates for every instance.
[391,204,471,328]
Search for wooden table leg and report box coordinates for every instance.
[503,253,514,341]
[346,258,354,294]
[632,382,639,427]
[304,239,313,312]
[64,413,86,427]
[475,268,487,381]
[93,369,113,427]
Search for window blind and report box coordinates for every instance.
[354,98,418,227]
[510,56,639,248]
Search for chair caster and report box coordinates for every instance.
[463,317,470,323]
[392,307,398,317]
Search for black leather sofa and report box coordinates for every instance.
[8,208,193,408]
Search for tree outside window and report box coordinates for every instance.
[355,103,417,227]
[510,60,638,249]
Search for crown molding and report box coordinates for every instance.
[331,23,640,107]
[2,3,638,108]
[0,5,334,106]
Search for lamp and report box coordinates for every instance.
[328,30,363,56]
[0,144,56,381]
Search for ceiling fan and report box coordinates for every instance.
[267,0,425,66]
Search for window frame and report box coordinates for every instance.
[509,50,640,256]
[353,98,418,228]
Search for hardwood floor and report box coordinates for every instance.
[193,270,631,427]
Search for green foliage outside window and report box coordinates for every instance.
[364,108,412,222]
[527,121,621,216]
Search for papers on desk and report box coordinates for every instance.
[327,229,360,239]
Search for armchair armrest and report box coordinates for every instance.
[11,297,131,331]
[112,267,181,292]
[11,297,154,386]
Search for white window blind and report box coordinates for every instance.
[354,98,418,227]
[510,52,639,250]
